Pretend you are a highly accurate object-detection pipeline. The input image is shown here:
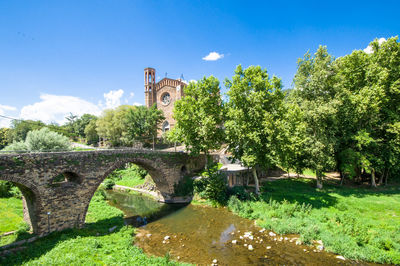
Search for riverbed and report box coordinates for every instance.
[105,190,373,265]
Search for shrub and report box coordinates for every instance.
[25,127,71,151]
[103,179,115,190]
[2,127,71,152]
[2,141,28,152]
[173,175,194,196]
[0,180,13,197]
[194,163,227,204]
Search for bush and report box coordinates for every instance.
[26,127,71,151]
[0,180,13,197]
[2,127,71,152]
[103,179,115,190]
[194,163,227,204]
[2,141,28,152]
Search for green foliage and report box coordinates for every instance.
[96,105,163,147]
[2,141,28,152]
[0,181,13,197]
[106,164,147,188]
[103,179,115,189]
[84,119,99,145]
[96,105,135,147]
[9,120,46,142]
[124,105,164,145]
[0,128,11,149]
[227,178,400,264]
[169,76,224,159]
[225,65,285,193]
[1,190,183,265]
[3,127,71,152]
[173,175,194,196]
[194,163,227,204]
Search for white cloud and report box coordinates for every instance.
[0,104,17,128]
[20,94,102,125]
[0,104,17,112]
[14,88,144,126]
[202,52,224,61]
[133,102,142,106]
[364,37,386,54]
[103,89,124,109]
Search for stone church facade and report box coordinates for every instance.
[144,67,187,136]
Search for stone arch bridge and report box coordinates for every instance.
[0,149,205,236]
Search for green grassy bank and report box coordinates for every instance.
[227,178,400,264]
[1,190,184,265]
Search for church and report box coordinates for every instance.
[144,67,187,136]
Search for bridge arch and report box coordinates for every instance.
[81,157,171,225]
[0,175,44,234]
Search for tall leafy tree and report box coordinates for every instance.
[225,65,285,194]
[293,46,338,188]
[169,76,225,166]
[124,105,164,145]
[96,105,135,147]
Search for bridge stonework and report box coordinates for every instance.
[0,150,205,236]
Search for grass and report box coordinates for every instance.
[227,178,400,264]
[0,197,24,234]
[112,165,146,188]
[1,190,186,265]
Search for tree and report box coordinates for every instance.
[124,105,164,146]
[9,120,45,142]
[169,76,225,166]
[96,105,136,147]
[293,46,338,188]
[84,120,99,145]
[0,128,11,149]
[3,127,71,152]
[225,65,285,194]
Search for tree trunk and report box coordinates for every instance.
[287,168,290,178]
[252,168,260,195]
[371,168,377,188]
[340,171,344,186]
[316,170,323,189]
[152,135,155,151]
[204,153,208,170]
[378,169,385,185]
[384,171,389,186]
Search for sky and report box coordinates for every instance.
[0,0,399,127]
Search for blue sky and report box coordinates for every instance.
[0,0,399,126]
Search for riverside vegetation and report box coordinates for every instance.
[0,189,183,265]
[191,165,400,264]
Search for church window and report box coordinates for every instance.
[161,93,171,105]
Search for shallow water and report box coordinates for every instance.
[105,190,373,265]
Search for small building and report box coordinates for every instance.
[219,164,253,187]
[144,67,187,136]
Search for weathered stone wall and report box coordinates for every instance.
[0,150,205,236]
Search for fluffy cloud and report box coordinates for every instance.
[103,89,124,109]
[20,94,102,125]
[363,37,386,54]
[202,52,224,61]
[0,104,17,127]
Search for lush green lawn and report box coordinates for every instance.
[113,165,146,188]
[0,197,24,233]
[1,190,185,265]
[228,178,400,264]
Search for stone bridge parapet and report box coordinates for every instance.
[0,149,205,235]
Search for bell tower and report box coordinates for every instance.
[144,67,156,107]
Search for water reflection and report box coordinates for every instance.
[105,190,374,265]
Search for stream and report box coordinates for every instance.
[105,190,373,265]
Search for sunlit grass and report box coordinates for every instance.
[1,190,185,265]
[228,178,400,264]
